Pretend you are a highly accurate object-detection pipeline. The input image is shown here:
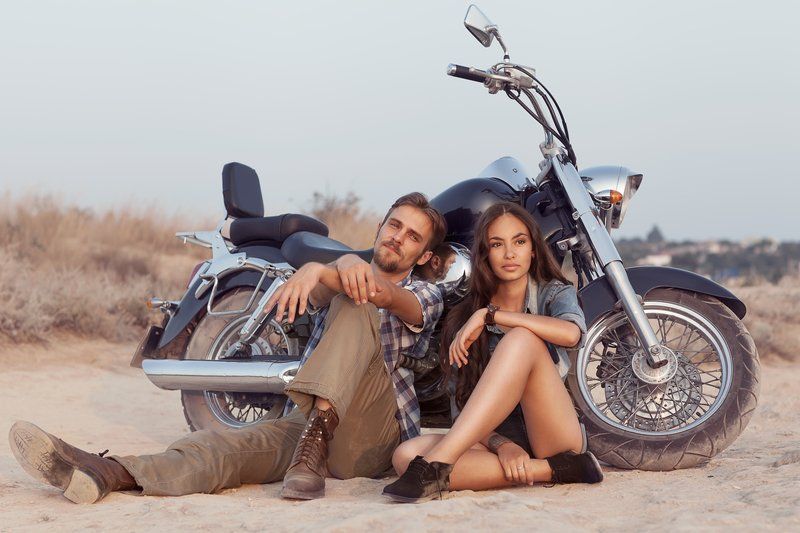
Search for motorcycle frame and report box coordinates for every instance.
[165,220,301,351]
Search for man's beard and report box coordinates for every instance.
[373,242,403,273]
[373,240,426,274]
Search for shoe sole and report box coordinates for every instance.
[8,421,101,504]
[280,487,325,500]
[382,490,449,504]
[586,451,604,483]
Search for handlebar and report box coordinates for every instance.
[447,64,489,84]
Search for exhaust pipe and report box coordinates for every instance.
[141,359,299,393]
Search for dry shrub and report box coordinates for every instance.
[0,194,210,343]
[306,191,379,250]
[0,191,377,345]
[735,275,800,362]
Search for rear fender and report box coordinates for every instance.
[579,266,746,327]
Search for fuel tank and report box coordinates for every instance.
[430,177,519,247]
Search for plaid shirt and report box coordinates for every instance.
[299,275,443,441]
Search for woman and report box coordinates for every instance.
[383,202,603,503]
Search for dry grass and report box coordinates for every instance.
[0,191,380,345]
[1,193,795,363]
[0,194,209,343]
[306,191,380,250]
[734,276,800,363]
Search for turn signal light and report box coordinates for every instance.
[609,190,623,204]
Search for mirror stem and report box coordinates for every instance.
[491,29,510,62]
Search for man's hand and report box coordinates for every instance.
[449,308,487,368]
[264,263,324,324]
[336,254,381,305]
[496,442,537,485]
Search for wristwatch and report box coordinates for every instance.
[485,303,500,326]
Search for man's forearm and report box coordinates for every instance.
[317,263,345,293]
[307,263,343,308]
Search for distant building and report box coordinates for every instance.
[638,253,672,267]
[646,225,665,244]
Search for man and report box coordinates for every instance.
[9,192,446,503]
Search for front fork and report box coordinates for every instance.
[550,156,667,368]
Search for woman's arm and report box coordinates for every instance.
[449,307,581,368]
[491,309,582,348]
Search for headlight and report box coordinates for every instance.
[579,166,643,229]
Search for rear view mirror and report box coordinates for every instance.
[464,5,496,47]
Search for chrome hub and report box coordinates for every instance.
[631,346,678,384]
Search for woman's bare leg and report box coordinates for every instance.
[393,434,544,489]
[423,328,583,466]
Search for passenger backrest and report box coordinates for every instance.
[222,162,265,218]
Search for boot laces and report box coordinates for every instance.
[296,418,327,464]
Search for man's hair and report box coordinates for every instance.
[380,192,447,250]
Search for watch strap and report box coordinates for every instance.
[485,303,500,326]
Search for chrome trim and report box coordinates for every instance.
[464,4,496,47]
[437,242,472,304]
[579,166,643,230]
[576,300,733,436]
[142,359,299,393]
[549,157,621,265]
[550,157,665,365]
[604,261,665,365]
[236,277,287,343]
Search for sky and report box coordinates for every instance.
[1,1,798,241]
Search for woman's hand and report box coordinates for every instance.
[449,308,487,368]
[496,442,536,485]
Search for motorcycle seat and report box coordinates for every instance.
[229,214,329,246]
[281,231,374,268]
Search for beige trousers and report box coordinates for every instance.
[113,296,401,496]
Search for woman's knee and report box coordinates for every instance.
[497,328,547,357]
[391,435,440,475]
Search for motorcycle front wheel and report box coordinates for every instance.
[180,289,299,432]
[567,288,760,470]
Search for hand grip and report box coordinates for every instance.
[447,64,488,83]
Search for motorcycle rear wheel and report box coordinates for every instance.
[180,289,298,432]
[567,288,760,470]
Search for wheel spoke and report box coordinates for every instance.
[580,299,734,436]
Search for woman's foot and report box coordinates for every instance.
[545,450,604,484]
[382,456,454,503]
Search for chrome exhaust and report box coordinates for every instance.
[141,359,299,393]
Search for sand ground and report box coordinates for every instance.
[0,338,798,532]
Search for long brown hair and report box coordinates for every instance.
[441,202,570,410]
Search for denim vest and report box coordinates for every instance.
[486,275,587,378]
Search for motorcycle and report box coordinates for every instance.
[132,5,759,471]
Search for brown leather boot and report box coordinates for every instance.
[280,407,339,500]
[8,421,137,504]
